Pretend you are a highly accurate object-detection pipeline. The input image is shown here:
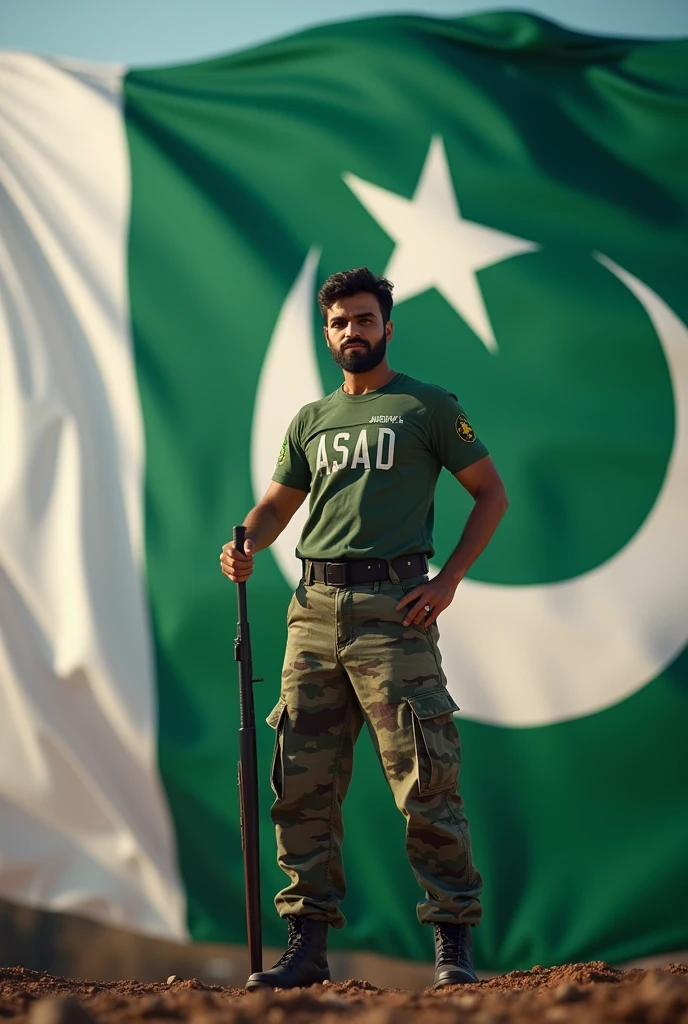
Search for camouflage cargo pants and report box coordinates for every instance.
[266,572,483,929]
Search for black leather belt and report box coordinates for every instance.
[305,552,428,587]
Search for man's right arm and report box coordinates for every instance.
[219,481,308,583]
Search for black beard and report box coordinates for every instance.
[330,332,387,373]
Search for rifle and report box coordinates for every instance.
[233,525,263,976]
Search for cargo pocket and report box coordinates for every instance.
[406,688,461,795]
[266,698,287,799]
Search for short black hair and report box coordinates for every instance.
[318,267,394,324]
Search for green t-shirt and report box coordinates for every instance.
[272,372,489,561]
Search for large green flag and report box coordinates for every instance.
[1,12,686,972]
[124,12,688,967]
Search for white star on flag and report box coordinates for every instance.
[343,136,538,352]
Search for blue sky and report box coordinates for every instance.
[1,0,686,66]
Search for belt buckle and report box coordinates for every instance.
[325,562,348,586]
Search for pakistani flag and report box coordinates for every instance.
[1,12,686,971]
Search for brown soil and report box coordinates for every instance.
[2,962,687,1023]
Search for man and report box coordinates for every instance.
[220,267,508,991]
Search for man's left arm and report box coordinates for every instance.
[397,456,508,627]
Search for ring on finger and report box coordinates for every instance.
[423,604,432,613]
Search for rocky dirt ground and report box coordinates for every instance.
[2,962,688,1023]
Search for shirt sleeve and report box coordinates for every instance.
[427,391,489,474]
[271,414,312,492]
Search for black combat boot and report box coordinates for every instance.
[433,923,478,988]
[245,915,330,991]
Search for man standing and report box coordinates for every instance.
[220,267,508,990]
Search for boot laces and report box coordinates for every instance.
[436,924,471,969]
[273,918,309,967]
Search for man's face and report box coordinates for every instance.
[324,292,393,373]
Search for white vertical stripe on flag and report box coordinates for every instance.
[0,54,187,939]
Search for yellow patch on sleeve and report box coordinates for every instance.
[456,413,476,443]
